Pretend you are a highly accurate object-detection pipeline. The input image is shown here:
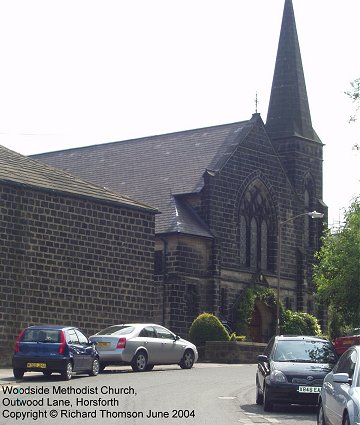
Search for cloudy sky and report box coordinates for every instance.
[0,0,359,226]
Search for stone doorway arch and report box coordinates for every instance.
[249,300,274,342]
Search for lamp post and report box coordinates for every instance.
[276,210,324,335]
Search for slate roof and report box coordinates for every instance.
[32,118,254,236]
[0,145,157,213]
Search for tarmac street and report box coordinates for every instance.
[0,364,317,425]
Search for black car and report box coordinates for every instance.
[256,335,338,411]
[12,325,100,380]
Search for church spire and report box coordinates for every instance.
[266,0,320,143]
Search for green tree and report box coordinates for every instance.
[345,78,360,150]
[313,197,360,333]
[345,78,360,124]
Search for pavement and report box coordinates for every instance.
[0,368,14,386]
[0,362,247,386]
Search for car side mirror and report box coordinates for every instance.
[257,354,268,363]
[175,335,180,341]
[333,373,352,385]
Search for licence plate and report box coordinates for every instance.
[297,386,322,393]
[27,362,46,369]
[97,342,110,347]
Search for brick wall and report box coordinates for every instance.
[0,184,156,365]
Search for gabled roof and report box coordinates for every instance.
[266,0,321,143]
[0,145,157,213]
[32,119,254,235]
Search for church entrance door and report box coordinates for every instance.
[249,306,262,342]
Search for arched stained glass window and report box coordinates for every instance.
[238,182,275,271]
[250,217,257,268]
[261,220,268,270]
[239,215,247,265]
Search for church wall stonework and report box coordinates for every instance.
[0,183,156,365]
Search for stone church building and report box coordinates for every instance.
[33,0,326,341]
[0,146,157,364]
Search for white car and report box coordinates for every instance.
[317,345,360,425]
[90,323,198,372]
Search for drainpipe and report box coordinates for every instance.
[159,237,168,325]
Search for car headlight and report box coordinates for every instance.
[269,370,287,383]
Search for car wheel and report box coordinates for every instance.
[256,381,263,405]
[317,400,326,425]
[343,413,350,425]
[145,364,154,371]
[13,369,24,379]
[43,371,52,377]
[61,361,73,381]
[89,358,100,376]
[131,350,148,372]
[263,383,273,412]
[180,349,195,369]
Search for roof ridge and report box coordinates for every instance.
[33,120,251,155]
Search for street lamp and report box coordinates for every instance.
[276,210,324,335]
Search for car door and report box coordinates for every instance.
[257,337,274,392]
[75,329,94,370]
[153,326,179,363]
[138,326,160,364]
[324,350,355,425]
[65,329,84,371]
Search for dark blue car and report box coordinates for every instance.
[12,325,100,380]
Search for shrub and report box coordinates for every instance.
[281,310,321,336]
[189,313,230,347]
[229,333,246,342]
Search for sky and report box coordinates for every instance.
[0,0,359,227]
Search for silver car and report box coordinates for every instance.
[317,345,360,425]
[90,323,198,372]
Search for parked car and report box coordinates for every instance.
[90,323,198,372]
[333,329,360,356]
[256,335,338,411]
[317,345,360,425]
[12,325,100,380]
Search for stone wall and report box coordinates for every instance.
[0,183,156,365]
[205,341,267,364]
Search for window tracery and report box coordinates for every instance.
[238,183,274,271]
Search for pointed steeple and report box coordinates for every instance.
[266,0,320,143]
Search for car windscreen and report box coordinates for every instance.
[96,326,135,335]
[274,340,337,363]
[21,329,61,343]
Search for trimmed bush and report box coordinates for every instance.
[281,310,321,336]
[189,313,230,347]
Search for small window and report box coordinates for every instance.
[22,329,61,343]
[75,330,89,345]
[67,329,79,344]
[139,326,156,338]
[335,349,357,378]
[154,250,163,274]
[154,326,174,340]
